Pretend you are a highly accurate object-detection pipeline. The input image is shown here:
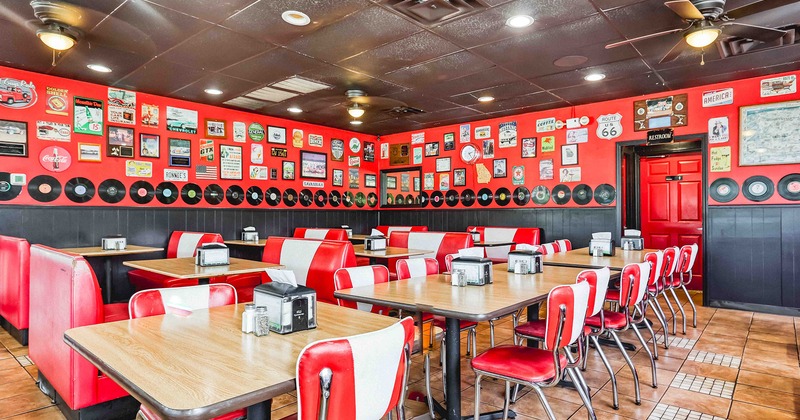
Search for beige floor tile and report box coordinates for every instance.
[733,383,800,413]
[0,357,20,372]
[678,360,739,382]
[2,406,66,420]
[748,330,798,345]
[738,370,800,395]
[697,332,747,347]
[740,357,800,380]
[742,347,798,367]
[659,387,731,418]
[600,372,671,402]
[728,400,800,420]
[0,388,54,418]
[577,389,657,418]
[692,342,744,357]
[477,380,583,419]
[0,367,34,384]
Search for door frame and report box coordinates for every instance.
[615,134,709,305]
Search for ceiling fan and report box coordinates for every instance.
[606,0,794,64]
[338,89,409,125]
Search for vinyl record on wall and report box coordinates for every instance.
[386,193,394,205]
[246,186,264,206]
[418,191,429,208]
[129,181,155,205]
[405,194,413,204]
[181,183,203,205]
[777,174,800,201]
[477,188,493,206]
[99,179,125,204]
[594,184,616,206]
[28,175,61,203]
[430,191,444,207]
[513,186,530,206]
[204,184,224,205]
[314,190,328,207]
[65,177,95,203]
[531,186,549,206]
[264,187,281,206]
[552,184,571,205]
[495,187,511,206]
[283,188,298,207]
[709,178,739,203]
[156,182,179,205]
[742,176,774,202]
[355,192,366,208]
[461,189,475,207]
[413,195,420,205]
[395,193,405,205]
[225,185,244,206]
[367,192,378,207]
[572,184,593,205]
[445,190,459,207]
[329,190,341,207]
[0,172,22,201]
[299,189,313,207]
[343,191,354,207]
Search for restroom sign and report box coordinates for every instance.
[596,113,622,140]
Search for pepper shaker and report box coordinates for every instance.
[254,306,270,336]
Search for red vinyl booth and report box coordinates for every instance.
[387,231,473,279]
[374,225,428,237]
[293,228,349,241]
[128,231,224,291]
[0,235,30,345]
[28,245,137,418]
[466,226,542,263]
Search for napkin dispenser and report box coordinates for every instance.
[507,250,543,274]
[101,236,127,251]
[469,231,481,243]
[341,225,353,238]
[364,235,387,251]
[621,237,644,250]
[241,227,259,242]
[195,243,229,266]
[451,256,493,286]
[588,239,616,256]
[253,282,317,334]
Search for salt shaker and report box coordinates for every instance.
[514,261,523,274]
[593,247,602,258]
[241,303,255,333]
[254,306,270,336]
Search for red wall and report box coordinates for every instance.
[380,70,800,209]
[0,65,379,209]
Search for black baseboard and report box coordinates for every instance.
[38,372,141,420]
[0,315,28,346]
[708,299,800,317]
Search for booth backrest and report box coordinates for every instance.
[261,237,356,304]
[0,235,30,332]
[466,226,542,261]
[374,225,428,237]
[166,231,224,258]
[388,231,473,272]
[129,284,238,319]
[293,228,349,241]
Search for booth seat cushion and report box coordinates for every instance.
[471,345,567,383]
[0,235,30,333]
[103,303,130,323]
[387,231,473,278]
[293,228,349,241]
[466,226,542,263]
[129,231,223,291]
[374,225,428,237]
[128,271,200,290]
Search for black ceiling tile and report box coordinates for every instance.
[415,67,523,98]
[49,43,152,86]
[387,91,461,113]
[220,0,370,46]
[170,73,259,103]
[284,6,420,63]
[382,51,496,89]
[663,61,800,90]
[145,0,255,23]
[298,63,405,98]
[473,91,564,112]
[406,106,483,124]
[551,72,664,102]
[0,17,55,74]
[367,118,426,136]
[530,58,652,90]
[338,31,462,77]
[483,100,572,118]
[219,48,325,84]
[432,0,598,49]
[603,0,685,40]
[448,80,543,106]
[115,57,208,94]
[158,26,274,72]
[593,0,646,11]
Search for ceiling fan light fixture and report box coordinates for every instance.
[86,64,112,73]
[684,21,721,48]
[348,104,365,118]
[477,96,494,102]
[204,88,223,95]
[282,10,311,26]
[584,73,606,82]
[287,107,303,113]
[36,24,76,51]
[350,120,363,126]
[506,15,534,28]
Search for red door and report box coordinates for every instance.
[639,154,703,289]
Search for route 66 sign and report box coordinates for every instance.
[596,113,622,140]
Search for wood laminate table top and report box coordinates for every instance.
[335,265,586,322]
[350,234,369,241]
[474,241,515,247]
[352,244,430,259]
[542,247,657,270]
[64,303,398,419]
[223,239,267,247]
[60,245,164,257]
[122,257,282,279]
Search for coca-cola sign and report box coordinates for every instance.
[39,145,72,172]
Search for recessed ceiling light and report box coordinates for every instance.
[478,96,495,102]
[282,10,311,26]
[584,73,606,82]
[204,88,223,95]
[287,107,303,113]
[87,64,112,73]
[350,120,363,126]
[506,15,534,28]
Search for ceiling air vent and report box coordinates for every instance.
[717,24,798,58]
[385,106,425,116]
[382,0,489,26]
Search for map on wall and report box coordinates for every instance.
[739,100,800,166]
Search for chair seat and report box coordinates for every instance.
[472,345,567,383]
[670,277,682,287]
[605,289,620,302]
[139,405,246,420]
[585,310,629,329]
[648,284,659,293]
[128,269,199,291]
[432,316,477,331]
[103,303,130,323]
[515,320,590,338]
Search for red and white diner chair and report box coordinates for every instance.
[333,265,392,316]
[672,244,699,333]
[539,242,557,255]
[296,317,416,420]
[128,284,243,420]
[472,282,597,420]
[643,250,671,349]
[293,227,349,241]
[555,239,572,252]
[660,246,683,335]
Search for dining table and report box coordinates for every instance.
[123,257,283,283]
[334,265,586,420]
[352,243,430,265]
[64,302,399,420]
[473,241,516,247]
[223,239,267,247]
[542,247,658,270]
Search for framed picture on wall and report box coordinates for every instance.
[332,169,344,187]
[282,161,295,180]
[107,125,134,157]
[493,158,507,178]
[386,176,397,190]
[444,132,455,151]
[521,137,537,158]
[300,151,327,179]
[414,177,420,192]
[435,157,451,172]
[739,100,800,166]
[268,126,287,144]
[454,168,467,186]
[365,173,377,188]
[561,144,578,166]
[77,143,101,162]
[139,133,160,158]
[0,119,28,157]
[220,144,243,180]
[204,118,226,139]
[425,142,439,157]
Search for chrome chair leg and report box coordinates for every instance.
[660,289,678,334]
[630,326,658,388]
[643,311,659,360]
[502,380,511,420]
[610,330,641,404]
[566,350,590,396]
[473,374,483,420]
[424,353,434,419]
[531,385,557,420]
[471,328,477,358]
[668,287,687,334]
[489,319,496,347]
[581,335,590,371]
[649,298,670,349]
[590,335,618,409]
[680,284,697,328]
[567,368,597,420]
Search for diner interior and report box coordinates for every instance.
[0,0,799,419]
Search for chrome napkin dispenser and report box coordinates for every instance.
[341,225,353,238]
[364,235,387,251]
[241,226,259,242]
[621,237,644,250]
[588,239,616,256]
[101,236,127,251]
[469,231,481,243]
[451,256,493,286]
[507,250,543,274]
[253,282,317,334]
[195,243,229,267]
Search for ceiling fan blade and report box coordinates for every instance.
[350,96,406,108]
[665,0,705,20]
[722,22,788,42]
[605,27,685,49]
[725,0,799,20]
[659,38,689,63]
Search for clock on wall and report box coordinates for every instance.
[460,143,480,165]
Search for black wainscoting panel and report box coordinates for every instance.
[379,208,617,248]
[781,207,800,308]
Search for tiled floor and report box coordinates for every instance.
[2,291,800,419]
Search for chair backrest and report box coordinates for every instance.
[662,246,680,277]
[296,317,415,420]
[396,258,439,280]
[261,237,356,304]
[544,282,590,350]
[644,250,665,287]
[374,225,428,237]
[555,239,572,252]
[444,253,457,272]
[388,231,473,271]
[0,235,30,331]
[576,267,611,318]
[167,231,224,258]
[466,226,542,261]
[294,228,349,241]
[539,242,557,255]
[677,244,699,275]
[128,284,237,318]
[334,266,391,315]
[616,262,651,308]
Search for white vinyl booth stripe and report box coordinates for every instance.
[303,229,329,240]
[591,268,611,316]
[570,282,590,344]
[386,227,413,237]
[345,266,381,313]
[158,285,210,311]
[405,259,432,278]
[407,232,445,260]
[484,228,516,260]
[176,233,205,257]
[542,243,556,254]
[350,321,406,419]
[279,240,322,286]
[688,244,699,270]
[633,262,650,304]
